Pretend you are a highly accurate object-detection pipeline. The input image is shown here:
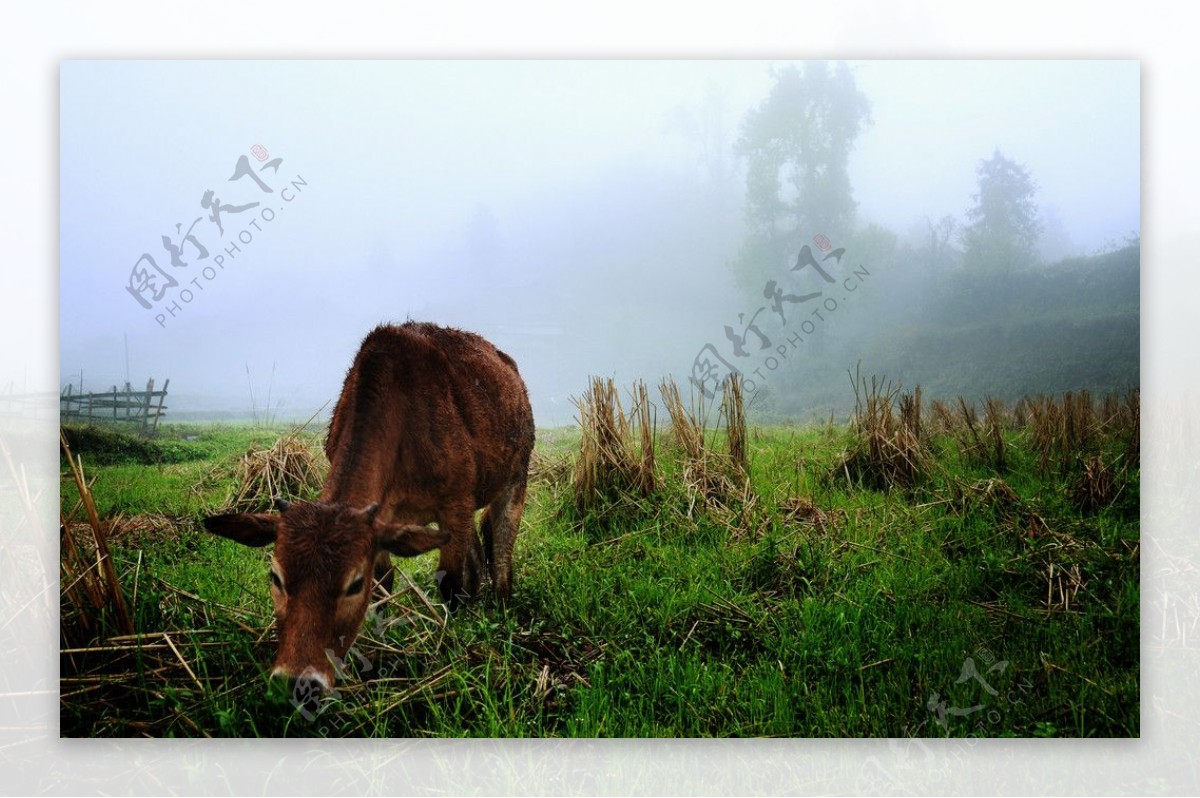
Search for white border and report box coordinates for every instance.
[2,1,1191,794]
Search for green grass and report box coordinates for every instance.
[59,415,1138,738]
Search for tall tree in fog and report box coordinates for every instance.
[923,214,960,273]
[732,62,871,293]
[668,83,736,208]
[961,150,1041,272]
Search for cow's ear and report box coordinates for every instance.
[378,524,450,558]
[202,513,278,547]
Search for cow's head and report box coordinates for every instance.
[202,499,447,694]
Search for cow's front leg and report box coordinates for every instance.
[372,550,395,598]
[434,502,482,611]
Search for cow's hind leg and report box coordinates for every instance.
[485,477,528,604]
[435,501,483,611]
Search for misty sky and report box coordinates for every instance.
[59,60,1139,425]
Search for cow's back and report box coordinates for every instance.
[325,322,534,510]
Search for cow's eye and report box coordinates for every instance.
[345,576,364,597]
[270,570,285,592]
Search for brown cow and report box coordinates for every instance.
[202,322,535,693]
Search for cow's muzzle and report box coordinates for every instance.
[273,665,333,715]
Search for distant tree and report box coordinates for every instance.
[924,214,959,272]
[667,82,736,207]
[1037,204,1075,264]
[732,61,872,293]
[961,150,1041,272]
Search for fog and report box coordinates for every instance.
[59,60,1139,426]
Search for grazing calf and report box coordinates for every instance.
[203,322,535,692]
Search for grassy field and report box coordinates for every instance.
[58,386,1139,738]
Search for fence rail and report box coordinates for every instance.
[60,378,169,432]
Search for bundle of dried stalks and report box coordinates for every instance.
[660,375,752,515]
[955,396,985,455]
[721,374,748,476]
[60,428,134,644]
[1011,397,1031,430]
[571,377,639,512]
[221,431,326,513]
[1100,392,1121,427]
[1024,391,1133,475]
[1069,454,1119,514]
[984,397,1007,473]
[899,386,923,442]
[1026,395,1062,473]
[1063,390,1095,456]
[659,377,704,461]
[837,372,926,490]
[946,396,1006,473]
[928,399,956,437]
[630,380,657,495]
[1124,388,1140,465]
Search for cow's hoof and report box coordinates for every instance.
[436,571,471,611]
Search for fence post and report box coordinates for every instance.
[153,378,169,433]
[142,378,154,432]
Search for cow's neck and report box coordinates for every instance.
[321,453,391,504]
[320,426,398,508]
[320,348,408,509]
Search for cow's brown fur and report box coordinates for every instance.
[203,322,534,689]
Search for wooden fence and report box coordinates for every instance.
[60,378,169,432]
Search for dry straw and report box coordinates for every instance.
[658,377,704,461]
[837,369,927,490]
[570,375,752,519]
[899,385,923,442]
[665,374,754,519]
[60,428,134,642]
[1124,388,1140,465]
[983,397,1007,473]
[721,374,748,477]
[631,381,658,496]
[1021,389,1138,478]
[929,398,956,437]
[571,377,657,513]
[1070,454,1120,514]
[220,430,327,513]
